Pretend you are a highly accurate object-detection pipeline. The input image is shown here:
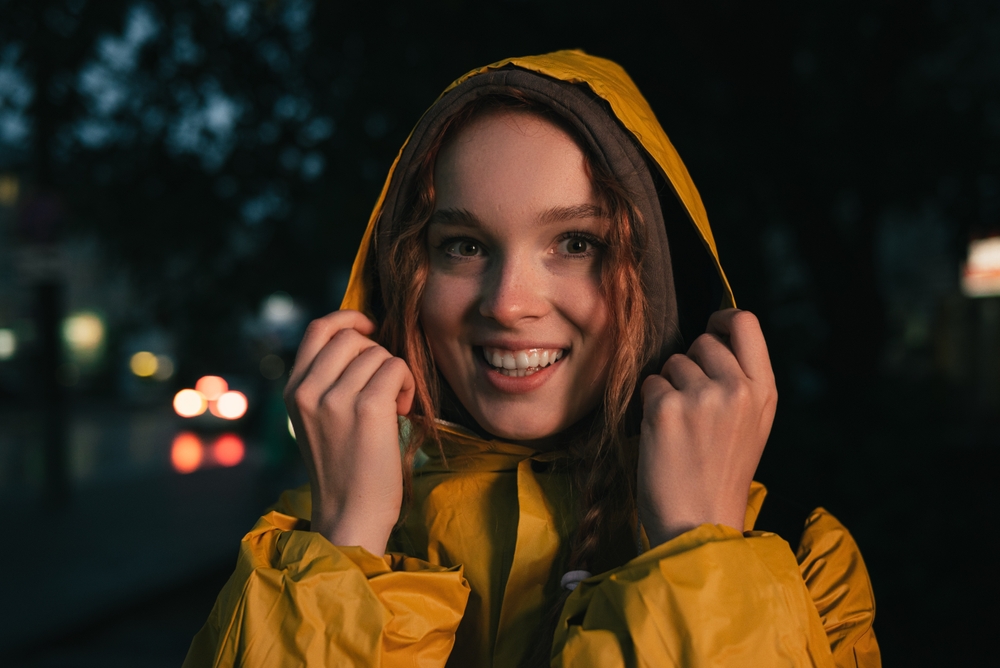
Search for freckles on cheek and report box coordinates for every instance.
[561,282,611,338]
[420,274,475,348]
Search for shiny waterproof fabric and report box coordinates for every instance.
[183,51,880,667]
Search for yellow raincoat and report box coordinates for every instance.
[184,51,880,667]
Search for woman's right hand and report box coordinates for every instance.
[284,309,415,556]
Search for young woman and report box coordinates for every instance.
[185,51,879,667]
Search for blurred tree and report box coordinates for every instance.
[0,0,999,393]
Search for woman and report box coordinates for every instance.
[185,50,879,667]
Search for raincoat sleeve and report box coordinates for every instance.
[551,510,879,668]
[182,486,471,668]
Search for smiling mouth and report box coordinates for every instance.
[480,346,565,377]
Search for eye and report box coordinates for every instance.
[444,239,483,258]
[563,237,591,254]
[556,233,602,257]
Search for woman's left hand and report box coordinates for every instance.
[637,309,778,548]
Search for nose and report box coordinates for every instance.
[479,252,550,327]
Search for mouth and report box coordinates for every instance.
[480,346,565,377]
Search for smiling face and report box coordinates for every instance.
[419,110,613,444]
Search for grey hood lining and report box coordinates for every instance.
[372,67,682,372]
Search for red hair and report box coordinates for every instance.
[376,91,656,656]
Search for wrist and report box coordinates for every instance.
[311,503,397,555]
[640,498,746,548]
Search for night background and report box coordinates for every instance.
[0,0,995,665]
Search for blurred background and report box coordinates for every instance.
[0,0,995,665]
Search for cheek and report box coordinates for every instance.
[419,272,474,356]
[556,274,611,344]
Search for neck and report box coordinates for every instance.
[437,376,599,452]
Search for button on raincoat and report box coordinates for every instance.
[184,51,880,667]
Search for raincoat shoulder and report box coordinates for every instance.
[183,484,471,667]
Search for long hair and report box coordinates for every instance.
[377,90,657,660]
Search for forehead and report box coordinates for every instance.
[433,110,597,219]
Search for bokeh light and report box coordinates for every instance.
[0,174,19,206]
[262,292,297,325]
[171,432,203,473]
[62,312,105,361]
[0,329,16,360]
[173,389,208,417]
[962,236,1000,297]
[214,391,248,420]
[212,434,245,467]
[259,353,285,380]
[153,354,175,380]
[195,375,228,401]
[129,351,158,377]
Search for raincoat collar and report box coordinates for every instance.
[416,420,576,474]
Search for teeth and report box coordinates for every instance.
[482,346,565,374]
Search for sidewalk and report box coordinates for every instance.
[0,403,302,659]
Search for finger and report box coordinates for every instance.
[361,357,416,416]
[686,332,743,380]
[657,353,707,391]
[289,310,376,388]
[640,372,676,404]
[293,328,380,405]
[705,309,773,381]
[328,344,394,397]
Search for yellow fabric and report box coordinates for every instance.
[186,50,879,667]
[185,425,879,667]
[184,508,469,667]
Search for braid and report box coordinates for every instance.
[528,167,653,666]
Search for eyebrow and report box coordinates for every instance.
[428,204,606,227]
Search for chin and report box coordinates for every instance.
[475,409,568,443]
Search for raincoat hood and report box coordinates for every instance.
[341,49,734,360]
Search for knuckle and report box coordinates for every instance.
[381,355,408,374]
[663,353,686,372]
[692,333,713,347]
[369,343,392,358]
[353,393,383,419]
[732,310,759,329]
[729,379,753,403]
[330,326,359,345]
[646,390,679,422]
[291,384,314,410]
[303,318,329,339]
[320,385,345,408]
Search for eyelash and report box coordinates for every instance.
[438,238,484,261]
[555,231,605,258]
[437,231,606,261]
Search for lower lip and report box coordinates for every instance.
[477,350,564,394]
